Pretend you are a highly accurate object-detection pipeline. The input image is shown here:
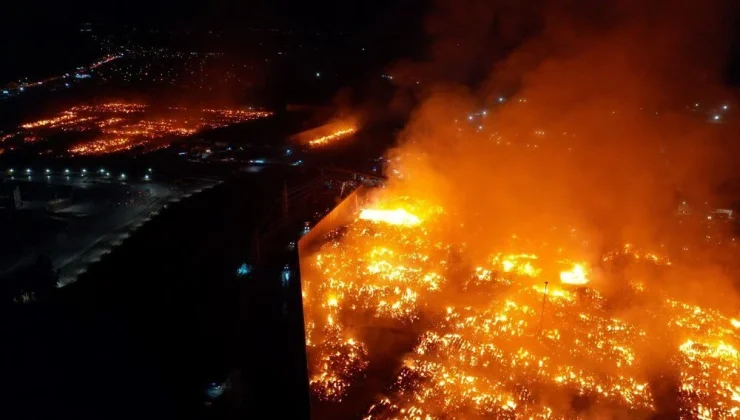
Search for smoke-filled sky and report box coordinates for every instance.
[376,0,740,309]
[384,0,738,235]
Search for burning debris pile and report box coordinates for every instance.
[4,102,272,155]
[301,193,740,419]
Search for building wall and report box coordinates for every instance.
[297,185,375,257]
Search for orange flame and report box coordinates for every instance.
[359,208,421,226]
[559,263,589,285]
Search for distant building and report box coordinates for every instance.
[0,181,21,210]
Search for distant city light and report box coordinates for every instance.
[19,87,24,92]
[694,103,699,107]
[64,169,70,173]
[100,168,105,173]
[8,168,13,173]
[45,169,50,173]
[482,110,487,116]
[498,97,505,103]
[282,265,291,286]
[468,115,473,121]
[316,72,321,78]
[722,105,729,110]
[236,263,253,277]
[713,115,720,121]
[144,174,150,180]
[82,168,87,173]
[25,168,31,174]
[206,381,230,399]
[147,168,152,172]
[120,173,126,179]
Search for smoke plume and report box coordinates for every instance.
[385,0,740,285]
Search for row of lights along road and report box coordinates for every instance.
[5,167,153,180]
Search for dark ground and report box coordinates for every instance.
[0,168,316,419]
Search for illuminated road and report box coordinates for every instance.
[0,175,220,286]
[0,54,121,95]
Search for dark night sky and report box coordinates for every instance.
[2,0,740,86]
[3,0,426,33]
[0,0,428,84]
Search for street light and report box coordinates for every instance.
[64,169,70,174]
[100,168,105,174]
[25,168,31,174]
[144,174,150,181]
[45,168,50,173]
[147,168,152,172]
[8,168,13,174]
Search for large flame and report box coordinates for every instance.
[307,127,357,148]
[359,208,421,226]
[559,263,589,285]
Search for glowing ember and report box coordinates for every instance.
[70,103,147,113]
[69,137,136,155]
[603,243,672,266]
[359,208,421,226]
[6,102,272,156]
[21,111,79,129]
